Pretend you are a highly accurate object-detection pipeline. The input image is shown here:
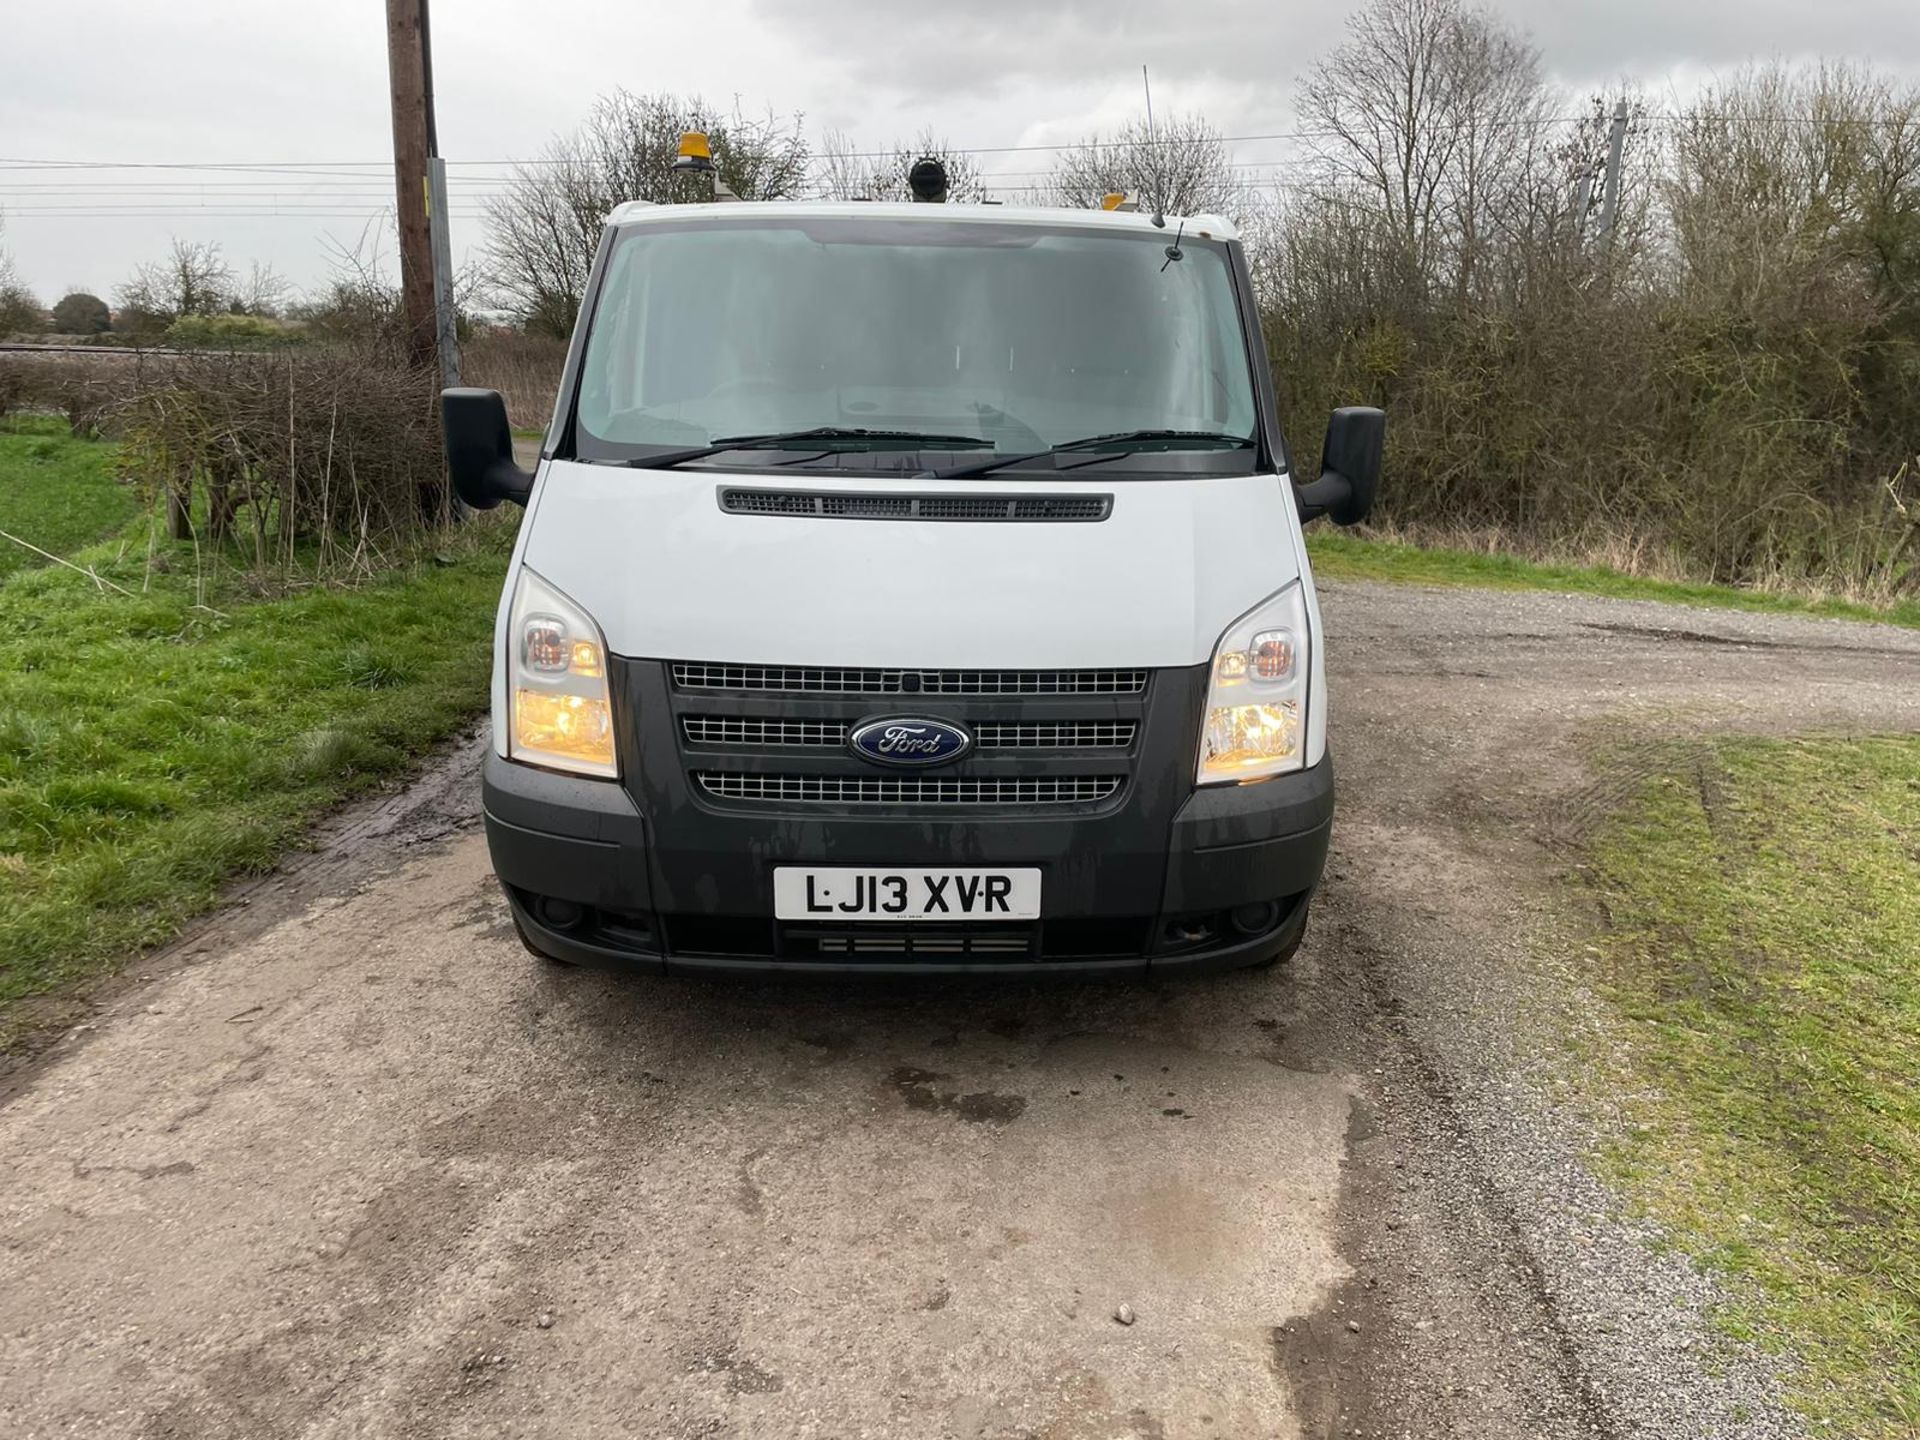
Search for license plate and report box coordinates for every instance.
[774,867,1042,921]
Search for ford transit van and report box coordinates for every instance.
[444,193,1381,975]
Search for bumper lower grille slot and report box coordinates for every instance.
[785,924,1036,958]
[671,664,1146,697]
[695,773,1124,806]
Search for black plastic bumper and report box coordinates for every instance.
[481,750,1333,976]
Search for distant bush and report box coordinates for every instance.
[164,312,299,349]
[0,283,44,337]
[50,292,111,336]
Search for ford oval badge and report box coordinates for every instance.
[848,716,973,768]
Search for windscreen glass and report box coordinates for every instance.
[572,216,1259,469]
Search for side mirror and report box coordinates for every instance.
[1294,406,1383,527]
[442,387,534,510]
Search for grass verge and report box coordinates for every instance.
[1582,736,1920,1434]
[1308,531,1920,631]
[0,433,513,1029]
[0,418,142,582]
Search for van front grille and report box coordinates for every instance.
[670,664,1147,697]
[662,659,1155,816]
[681,717,1138,750]
[695,773,1125,806]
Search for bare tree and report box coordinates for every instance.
[484,90,811,336]
[1437,11,1552,300]
[1298,0,1459,284]
[1296,0,1561,306]
[816,130,988,202]
[233,260,290,318]
[1667,63,1920,305]
[115,239,234,333]
[1044,113,1244,218]
[286,226,405,346]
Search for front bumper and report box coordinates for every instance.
[481,750,1333,976]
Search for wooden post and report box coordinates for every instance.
[166,461,192,541]
[207,452,236,543]
[386,0,438,372]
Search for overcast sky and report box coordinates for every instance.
[4,0,1917,303]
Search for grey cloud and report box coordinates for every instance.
[748,0,1920,104]
[746,1,1341,95]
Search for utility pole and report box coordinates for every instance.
[385,0,440,374]
[1573,156,1597,240]
[1596,98,1630,245]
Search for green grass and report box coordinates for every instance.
[1583,736,1920,1434]
[1307,531,1920,631]
[0,418,143,582]
[0,430,513,1026]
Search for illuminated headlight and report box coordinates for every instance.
[508,568,617,778]
[1197,583,1310,785]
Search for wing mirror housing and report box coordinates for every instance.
[442,387,534,510]
[1294,406,1383,527]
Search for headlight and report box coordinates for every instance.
[508,568,617,778]
[1197,583,1310,785]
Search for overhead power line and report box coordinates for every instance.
[1,104,1910,228]
[0,154,1330,192]
[0,107,1906,177]
[0,117,1627,176]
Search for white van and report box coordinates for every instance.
[444,189,1380,976]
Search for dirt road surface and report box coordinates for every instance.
[5,581,1919,1440]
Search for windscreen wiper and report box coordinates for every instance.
[928,428,1254,479]
[624,427,994,471]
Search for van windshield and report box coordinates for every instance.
[571,215,1261,473]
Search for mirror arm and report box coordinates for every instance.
[485,455,535,508]
[1293,470,1353,524]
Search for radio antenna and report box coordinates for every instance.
[1142,64,1166,228]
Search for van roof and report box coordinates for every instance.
[604,198,1240,243]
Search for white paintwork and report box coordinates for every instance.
[520,460,1299,662]
[604,198,1240,242]
[1285,510,1332,768]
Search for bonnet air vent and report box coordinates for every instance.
[718,489,1112,522]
